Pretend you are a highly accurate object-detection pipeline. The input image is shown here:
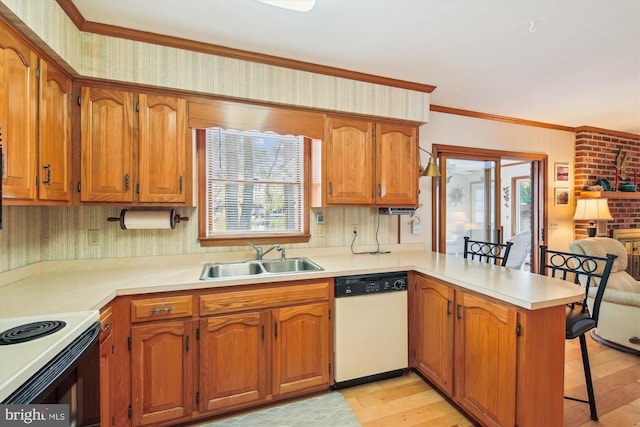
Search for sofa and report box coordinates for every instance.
[569,237,640,355]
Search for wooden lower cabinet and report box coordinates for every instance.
[199,311,267,412]
[119,280,332,426]
[198,302,330,415]
[130,320,194,426]
[272,303,330,395]
[454,292,517,427]
[414,276,454,395]
[99,307,116,427]
[412,273,565,427]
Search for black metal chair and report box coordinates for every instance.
[463,236,513,266]
[539,245,616,421]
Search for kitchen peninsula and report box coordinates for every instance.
[0,245,583,427]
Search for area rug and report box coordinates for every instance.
[202,392,362,427]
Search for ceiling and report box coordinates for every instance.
[71,0,640,135]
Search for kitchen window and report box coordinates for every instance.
[198,128,310,246]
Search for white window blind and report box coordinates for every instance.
[205,128,306,237]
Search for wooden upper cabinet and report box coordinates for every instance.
[80,86,191,205]
[0,23,38,201]
[138,94,187,203]
[80,86,135,202]
[324,116,374,204]
[38,60,72,202]
[375,122,418,206]
[0,22,72,205]
[323,115,418,206]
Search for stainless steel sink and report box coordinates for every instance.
[200,257,322,280]
[261,258,323,273]
[200,261,263,279]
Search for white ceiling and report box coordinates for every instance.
[72,0,640,135]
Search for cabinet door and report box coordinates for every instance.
[325,116,374,204]
[80,86,134,202]
[131,320,193,426]
[100,329,115,427]
[138,94,187,203]
[454,292,517,427]
[38,60,72,202]
[0,23,38,200]
[199,312,267,412]
[375,122,418,206]
[272,302,330,396]
[414,275,454,395]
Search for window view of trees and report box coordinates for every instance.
[205,128,305,237]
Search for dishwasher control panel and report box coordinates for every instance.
[334,272,408,297]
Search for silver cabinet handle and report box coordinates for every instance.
[150,307,173,313]
[101,322,113,333]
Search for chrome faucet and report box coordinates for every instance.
[248,242,285,260]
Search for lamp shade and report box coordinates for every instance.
[418,147,441,177]
[573,198,613,221]
[421,158,441,177]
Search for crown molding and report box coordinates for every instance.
[55,0,436,94]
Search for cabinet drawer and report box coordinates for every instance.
[200,281,330,316]
[131,295,193,323]
[99,306,113,342]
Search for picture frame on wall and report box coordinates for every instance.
[555,163,569,182]
[554,187,570,206]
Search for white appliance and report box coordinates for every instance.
[0,310,99,403]
[333,272,408,389]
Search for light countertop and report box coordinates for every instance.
[0,244,584,318]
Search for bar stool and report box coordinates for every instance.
[539,245,616,421]
[463,236,513,266]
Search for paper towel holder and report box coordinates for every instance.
[107,209,189,230]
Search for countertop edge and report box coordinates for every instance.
[0,247,584,318]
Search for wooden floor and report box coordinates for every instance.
[341,334,640,427]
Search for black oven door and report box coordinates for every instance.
[2,322,101,426]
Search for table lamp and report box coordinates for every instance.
[573,198,613,237]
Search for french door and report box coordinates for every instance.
[431,145,547,272]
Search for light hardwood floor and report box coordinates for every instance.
[342,334,640,427]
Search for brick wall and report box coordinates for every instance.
[574,129,640,238]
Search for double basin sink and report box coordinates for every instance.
[200,257,323,280]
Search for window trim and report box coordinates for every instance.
[196,129,311,247]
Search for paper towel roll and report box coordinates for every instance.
[122,209,175,230]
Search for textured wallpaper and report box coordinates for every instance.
[0,205,397,272]
[0,0,429,122]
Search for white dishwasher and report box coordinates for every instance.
[333,272,408,389]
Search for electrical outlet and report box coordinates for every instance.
[88,229,100,246]
[351,224,359,235]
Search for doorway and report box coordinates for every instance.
[431,145,547,272]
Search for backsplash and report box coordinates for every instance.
[0,205,398,272]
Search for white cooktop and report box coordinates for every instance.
[0,310,99,402]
